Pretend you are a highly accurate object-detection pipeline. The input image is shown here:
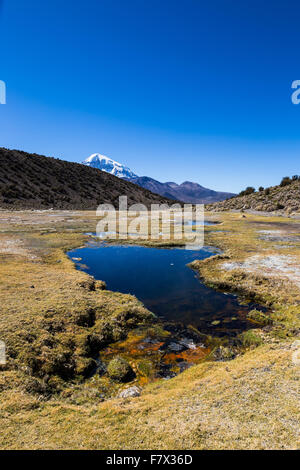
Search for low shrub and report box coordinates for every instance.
[107,356,135,382]
[239,330,263,348]
[247,309,273,326]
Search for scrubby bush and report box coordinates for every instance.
[75,357,97,377]
[239,330,262,348]
[239,187,255,196]
[247,309,272,326]
[107,356,135,382]
[280,176,292,187]
[137,359,153,377]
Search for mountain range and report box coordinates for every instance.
[83,154,235,203]
[1,148,295,213]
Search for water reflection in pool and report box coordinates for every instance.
[69,244,260,335]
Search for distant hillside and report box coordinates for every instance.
[126,176,235,204]
[207,177,300,213]
[0,148,174,210]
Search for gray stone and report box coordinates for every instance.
[179,338,197,349]
[118,386,141,398]
[168,342,185,352]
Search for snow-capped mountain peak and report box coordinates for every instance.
[82,153,138,179]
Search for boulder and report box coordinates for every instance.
[118,386,141,398]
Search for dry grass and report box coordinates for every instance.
[0,210,299,449]
[1,343,298,449]
[0,211,154,397]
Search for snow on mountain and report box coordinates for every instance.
[82,153,138,179]
[82,153,235,203]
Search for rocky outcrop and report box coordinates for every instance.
[207,179,300,214]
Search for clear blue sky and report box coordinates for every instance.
[1,0,300,192]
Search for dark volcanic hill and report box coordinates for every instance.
[0,148,174,210]
[207,177,300,214]
[126,176,235,204]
